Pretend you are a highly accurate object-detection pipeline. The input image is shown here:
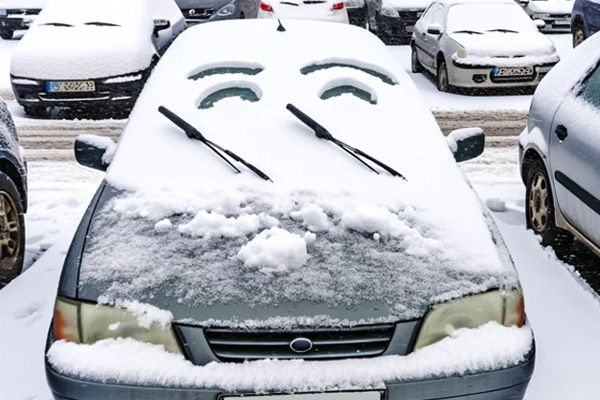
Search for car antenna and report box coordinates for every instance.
[286,103,406,180]
[158,106,272,182]
[277,19,286,32]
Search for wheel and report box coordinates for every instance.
[0,172,25,287]
[572,25,586,48]
[525,159,574,257]
[436,58,450,92]
[0,29,13,40]
[411,45,423,73]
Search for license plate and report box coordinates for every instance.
[221,391,384,400]
[0,10,7,17]
[46,80,95,93]
[492,66,534,77]
[405,25,415,33]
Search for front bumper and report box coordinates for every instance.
[11,72,149,111]
[531,13,572,32]
[377,9,424,43]
[46,342,535,400]
[0,16,33,31]
[447,62,556,89]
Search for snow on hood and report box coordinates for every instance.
[383,0,431,9]
[47,322,533,391]
[450,31,558,67]
[526,0,574,14]
[78,20,520,327]
[10,0,157,79]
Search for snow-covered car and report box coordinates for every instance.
[46,19,534,400]
[519,31,600,259]
[175,0,259,24]
[373,0,430,44]
[0,0,47,40]
[346,0,367,26]
[411,0,560,93]
[518,0,574,33]
[0,99,28,288]
[258,0,349,23]
[571,0,600,46]
[9,0,185,118]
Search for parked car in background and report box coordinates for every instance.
[10,0,185,118]
[258,0,349,22]
[346,0,367,26]
[0,0,47,39]
[572,0,600,46]
[518,0,574,33]
[374,0,430,44]
[0,99,28,288]
[520,31,600,259]
[45,18,534,400]
[411,0,559,93]
[175,0,259,24]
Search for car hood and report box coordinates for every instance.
[383,0,429,10]
[527,0,574,14]
[10,25,155,80]
[450,31,557,60]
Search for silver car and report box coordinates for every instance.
[175,0,259,24]
[519,31,600,258]
[411,0,559,93]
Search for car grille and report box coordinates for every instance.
[182,8,215,20]
[204,324,396,362]
[6,9,41,16]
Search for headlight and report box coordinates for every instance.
[217,2,236,16]
[380,6,400,18]
[53,297,182,354]
[414,290,525,350]
[457,48,467,58]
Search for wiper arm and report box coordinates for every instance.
[286,103,406,180]
[158,106,272,182]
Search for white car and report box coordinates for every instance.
[10,0,185,118]
[518,0,574,32]
[45,19,534,400]
[411,0,559,92]
[0,0,48,39]
[258,0,349,23]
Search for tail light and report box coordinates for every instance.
[332,2,344,10]
[261,2,274,12]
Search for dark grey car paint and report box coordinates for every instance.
[0,100,28,211]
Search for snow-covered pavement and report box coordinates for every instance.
[2,149,600,399]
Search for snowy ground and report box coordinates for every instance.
[1,147,600,399]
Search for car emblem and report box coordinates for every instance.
[290,337,313,353]
[189,9,196,16]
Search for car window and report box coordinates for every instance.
[198,83,262,109]
[319,79,377,104]
[419,2,444,27]
[580,63,600,110]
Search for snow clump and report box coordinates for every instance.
[154,219,173,233]
[486,198,507,213]
[290,204,330,232]
[179,211,277,238]
[237,227,309,273]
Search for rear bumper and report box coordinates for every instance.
[46,346,535,400]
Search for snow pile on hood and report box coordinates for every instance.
[383,0,431,9]
[10,0,180,79]
[447,1,558,66]
[77,20,520,325]
[526,0,574,14]
[47,322,533,391]
[1,0,48,8]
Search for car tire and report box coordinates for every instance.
[411,45,423,73]
[0,29,13,40]
[436,58,451,92]
[572,24,586,48]
[0,171,25,287]
[525,159,574,258]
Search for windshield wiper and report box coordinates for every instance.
[453,29,483,35]
[85,22,120,27]
[158,106,272,182]
[42,22,73,27]
[286,104,406,180]
[487,28,518,33]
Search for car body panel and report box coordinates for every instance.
[258,0,349,23]
[572,0,600,41]
[522,0,574,32]
[175,0,260,24]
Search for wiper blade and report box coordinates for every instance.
[85,21,120,27]
[158,106,272,182]
[286,103,406,180]
[453,29,483,35]
[487,28,518,33]
[42,22,73,27]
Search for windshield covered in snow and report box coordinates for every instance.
[447,3,537,34]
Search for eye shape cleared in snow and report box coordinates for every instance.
[197,82,263,110]
[300,61,398,86]
[188,63,265,80]
[319,78,378,105]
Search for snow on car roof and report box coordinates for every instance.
[80,20,519,325]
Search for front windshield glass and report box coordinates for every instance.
[447,3,536,34]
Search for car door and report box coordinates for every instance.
[549,61,600,245]
[585,0,600,34]
[413,2,444,69]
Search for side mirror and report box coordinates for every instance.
[518,0,529,5]
[446,127,485,162]
[534,19,546,30]
[153,19,171,36]
[427,24,442,35]
[74,134,116,171]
